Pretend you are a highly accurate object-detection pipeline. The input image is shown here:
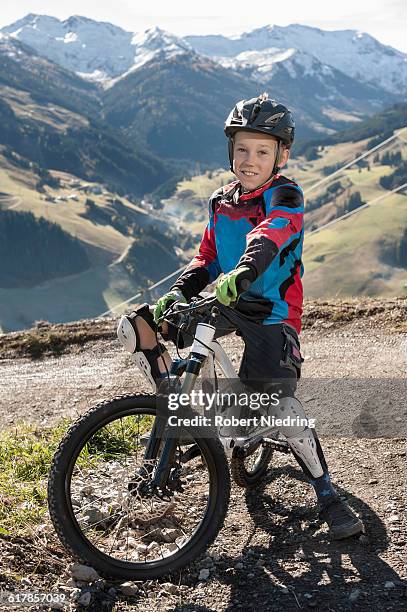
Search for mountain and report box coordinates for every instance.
[185,24,407,96]
[229,48,391,135]
[294,102,407,156]
[0,38,172,197]
[1,15,190,83]
[1,15,405,160]
[102,51,260,165]
[101,44,398,162]
[0,36,99,117]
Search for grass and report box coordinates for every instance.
[0,412,155,538]
[0,262,141,333]
[86,414,154,459]
[0,148,130,260]
[175,168,234,198]
[0,421,71,535]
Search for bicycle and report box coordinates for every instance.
[48,289,290,580]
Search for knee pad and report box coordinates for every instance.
[117,303,156,353]
[277,396,325,478]
[117,304,166,389]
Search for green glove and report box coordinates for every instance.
[215,267,252,306]
[153,289,187,323]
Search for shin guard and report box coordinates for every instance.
[277,396,326,478]
[117,304,168,389]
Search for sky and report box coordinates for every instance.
[1,0,406,52]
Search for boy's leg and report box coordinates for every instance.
[118,302,238,388]
[117,304,172,388]
[223,312,364,539]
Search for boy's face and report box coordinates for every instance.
[233,131,289,190]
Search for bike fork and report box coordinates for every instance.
[145,319,216,492]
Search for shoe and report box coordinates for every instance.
[319,495,364,540]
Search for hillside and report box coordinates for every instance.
[163,125,407,298]
[295,102,407,156]
[0,210,90,287]
[0,150,195,332]
[292,129,407,297]
[0,80,172,197]
[0,37,99,117]
[102,51,260,165]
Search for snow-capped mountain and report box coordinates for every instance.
[1,14,190,83]
[3,15,406,96]
[185,24,407,95]
[219,47,337,81]
[0,13,404,161]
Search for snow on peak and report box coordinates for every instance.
[131,26,190,52]
[217,46,334,81]
[1,15,406,94]
[186,22,407,94]
[217,47,295,74]
[107,27,192,86]
[55,32,77,44]
[0,15,192,83]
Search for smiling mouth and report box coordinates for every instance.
[241,170,258,176]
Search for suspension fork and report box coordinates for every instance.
[149,362,204,489]
[150,320,217,490]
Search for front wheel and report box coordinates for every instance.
[48,394,230,580]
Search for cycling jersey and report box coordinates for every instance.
[171,174,304,333]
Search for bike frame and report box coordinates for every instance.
[144,316,281,491]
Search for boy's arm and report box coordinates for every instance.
[236,185,304,280]
[171,202,221,300]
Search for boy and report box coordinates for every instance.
[118,94,364,540]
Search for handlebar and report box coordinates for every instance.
[162,277,252,323]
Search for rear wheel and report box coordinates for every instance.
[48,394,230,580]
[231,444,274,489]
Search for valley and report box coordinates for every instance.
[0,14,406,331]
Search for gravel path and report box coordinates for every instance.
[0,306,406,611]
[1,324,405,432]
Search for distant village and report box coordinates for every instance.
[42,181,104,203]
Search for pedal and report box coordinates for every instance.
[263,437,291,453]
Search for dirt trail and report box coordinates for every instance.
[0,299,406,611]
[1,311,405,431]
[0,193,21,210]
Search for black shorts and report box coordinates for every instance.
[162,303,302,396]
